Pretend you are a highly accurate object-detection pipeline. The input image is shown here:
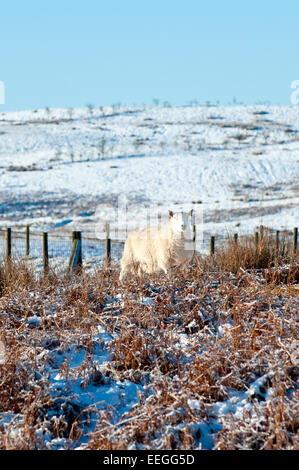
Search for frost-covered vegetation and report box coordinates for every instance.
[0,233,298,450]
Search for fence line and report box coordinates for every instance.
[0,224,297,275]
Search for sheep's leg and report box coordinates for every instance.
[119,264,131,281]
[159,261,172,278]
[119,268,126,281]
[160,258,175,279]
[140,261,152,275]
[166,267,174,279]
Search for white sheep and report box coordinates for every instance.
[119,211,194,280]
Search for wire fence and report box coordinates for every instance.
[0,225,297,274]
[0,228,124,264]
[0,226,211,263]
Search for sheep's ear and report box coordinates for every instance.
[169,210,173,218]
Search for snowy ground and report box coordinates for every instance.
[0,264,297,450]
[0,104,298,257]
[0,106,298,450]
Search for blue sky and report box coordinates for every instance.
[1,0,298,111]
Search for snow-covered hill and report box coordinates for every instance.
[0,105,298,250]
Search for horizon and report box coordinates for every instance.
[1,101,299,116]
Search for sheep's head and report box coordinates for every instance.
[169,211,193,239]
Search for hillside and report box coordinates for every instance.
[0,105,298,248]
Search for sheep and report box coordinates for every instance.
[119,210,194,280]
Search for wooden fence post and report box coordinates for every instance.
[233,233,238,244]
[6,228,11,261]
[76,231,82,267]
[69,231,82,273]
[254,232,259,248]
[43,232,49,274]
[69,231,78,273]
[71,230,76,244]
[192,224,196,252]
[259,225,264,241]
[26,225,30,257]
[210,235,215,256]
[105,223,111,264]
[275,230,280,253]
[293,227,298,254]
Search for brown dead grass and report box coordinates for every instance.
[0,233,298,450]
[201,227,295,274]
